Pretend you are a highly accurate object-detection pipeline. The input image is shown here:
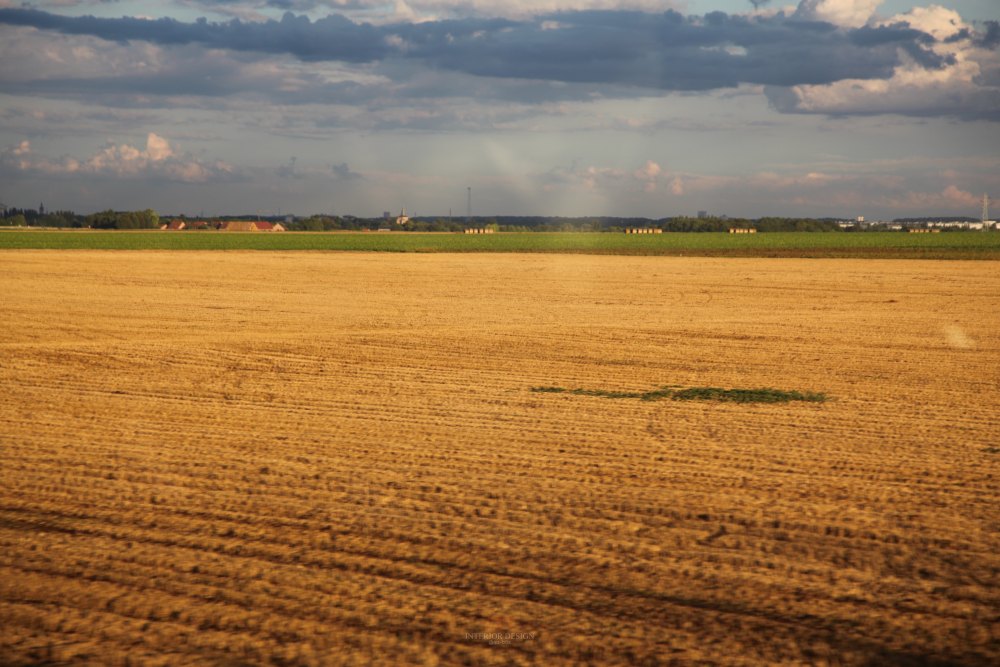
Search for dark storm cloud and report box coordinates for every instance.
[414,10,913,90]
[0,8,388,62]
[850,23,953,69]
[976,21,1000,50]
[0,7,951,92]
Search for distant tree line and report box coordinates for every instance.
[85,209,160,229]
[3,207,973,232]
[1,207,85,228]
[0,207,159,229]
[284,215,461,232]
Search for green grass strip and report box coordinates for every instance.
[2,230,1000,258]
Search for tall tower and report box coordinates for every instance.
[983,193,990,223]
[466,187,472,224]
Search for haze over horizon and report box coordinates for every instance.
[1,0,998,220]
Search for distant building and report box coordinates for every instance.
[218,221,258,231]
[160,220,186,231]
[697,210,708,219]
[395,208,409,225]
[217,220,285,231]
[927,221,984,230]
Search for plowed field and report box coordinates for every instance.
[1,251,998,666]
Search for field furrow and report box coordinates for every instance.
[1,252,998,665]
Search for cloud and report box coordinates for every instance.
[0,23,400,111]
[768,4,1000,120]
[183,1,682,22]
[19,0,122,7]
[858,185,983,215]
[2,132,238,182]
[529,153,997,218]
[633,160,662,192]
[331,161,362,180]
[0,105,160,137]
[794,0,880,29]
[0,8,392,62]
[0,2,996,123]
[977,21,999,50]
[543,161,623,192]
[544,159,672,194]
[276,155,298,178]
[0,6,944,91]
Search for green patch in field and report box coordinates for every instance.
[531,385,827,403]
[2,230,1000,259]
[670,387,826,403]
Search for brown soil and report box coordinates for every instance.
[1,251,998,666]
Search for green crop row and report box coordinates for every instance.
[2,230,999,257]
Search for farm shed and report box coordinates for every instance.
[218,221,258,232]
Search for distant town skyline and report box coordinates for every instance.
[1,0,998,219]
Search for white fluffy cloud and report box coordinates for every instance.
[545,159,673,194]
[794,0,882,28]
[3,133,236,182]
[772,4,1000,120]
[633,160,662,192]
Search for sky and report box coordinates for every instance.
[0,0,998,219]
